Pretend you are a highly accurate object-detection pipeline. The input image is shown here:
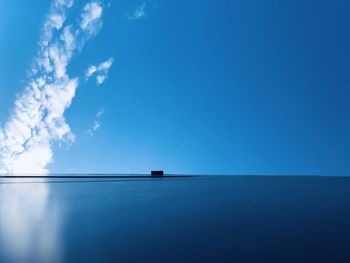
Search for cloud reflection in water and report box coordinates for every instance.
[0,180,62,263]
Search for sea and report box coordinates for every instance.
[1,175,350,263]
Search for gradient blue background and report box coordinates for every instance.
[1,0,350,175]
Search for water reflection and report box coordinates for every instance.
[0,180,62,263]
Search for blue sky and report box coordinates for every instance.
[0,0,350,175]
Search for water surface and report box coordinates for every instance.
[1,176,350,262]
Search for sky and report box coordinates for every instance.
[0,0,350,175]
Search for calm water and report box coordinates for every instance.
[1,176,350,263]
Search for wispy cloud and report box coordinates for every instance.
[86,57,113,85]
[0,0,106,174]
[127,2,146,20]
[87,108,104,136]
[80,1,103,35]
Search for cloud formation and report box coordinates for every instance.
[86,57,113,85]
[87,108,104,136]
[127,2,146,20]
[0,0,105,174]
[80,1,103,35]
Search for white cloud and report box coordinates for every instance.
[88,121,100,136]
[50,14,66,29]
[87,108,104,136]
[86,57,113,85]
[80,1,103,35]
[127,2,146,20]
[96,107,104,117]
[0,0,106,174]
[96,75,106,85]
[86,65,97,77]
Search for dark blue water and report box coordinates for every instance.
[1,176,350,263]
